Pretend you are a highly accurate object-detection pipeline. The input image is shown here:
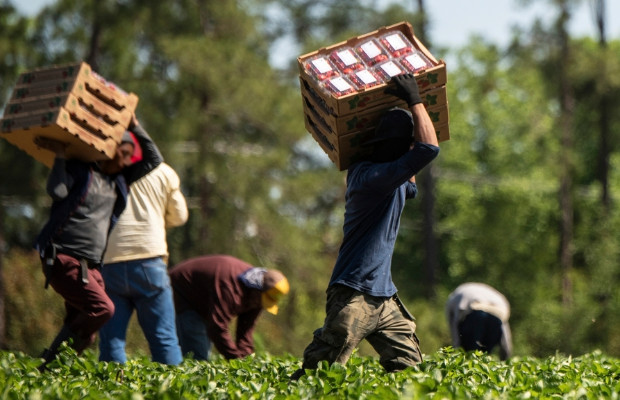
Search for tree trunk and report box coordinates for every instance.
[595,0,610,211]
[557,0,575,306]
[0,205,6,349]
[416,0,439,299]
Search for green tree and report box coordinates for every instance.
[0,1,49,350]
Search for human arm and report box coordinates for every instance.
[385,73,438,147]
[35,137,74,200]
[352,143,437,194]
[122,115,164,185]
[205,308,242,359]
[234,309,261,358]
[499,322,513,360]
[164,167,189,228]
[411,102,439,147]
[205,289,249,359]
[383,73,439,184]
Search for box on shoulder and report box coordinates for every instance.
[297,21,449,170]
[4,91,134,134]
[304,111,375,170]
[10,62,139,113]
[0,61,139,167]
[15,62,91,85]
[302,79,448,139]
[4,93,128,143]
[1,107,118,168]
[303,101,449,171]
[297,21,448,117]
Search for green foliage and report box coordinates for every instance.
[2,249,64,352]
[0,349,618,399]
[2,0,620,365]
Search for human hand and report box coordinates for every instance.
[384,73,422,107]
[34,136,68,157]
[129,113,139,130]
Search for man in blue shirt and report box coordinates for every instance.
[291,74,439,379]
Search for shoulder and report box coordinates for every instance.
[65,159,94,179]
[155,162,181,182]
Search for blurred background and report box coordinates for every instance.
[0,0,619,360]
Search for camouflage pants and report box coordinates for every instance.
[301,284,422,372]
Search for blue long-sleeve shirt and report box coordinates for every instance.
[328,142,439,297]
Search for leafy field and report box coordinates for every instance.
[1,347,618,399]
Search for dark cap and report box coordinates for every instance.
[121,130,134,145]
[363,107,414,146]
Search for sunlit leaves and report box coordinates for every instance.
[0,348,617,399]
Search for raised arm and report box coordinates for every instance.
[35,137,74,200]
[123,115,164,185]
[385,73,438,147]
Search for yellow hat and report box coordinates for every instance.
[261,270,289,315]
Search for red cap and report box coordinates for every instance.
[129,132,142,163]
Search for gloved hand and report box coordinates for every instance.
[384,73,422,107]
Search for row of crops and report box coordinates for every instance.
[1,347,618,399]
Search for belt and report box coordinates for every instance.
[57,251,100,285]
[41,245,100,287]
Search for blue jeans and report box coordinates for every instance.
[176,310,212,361]
[99,257,183,365]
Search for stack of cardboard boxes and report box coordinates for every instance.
[297,21,449,170]
[0,62,139,168]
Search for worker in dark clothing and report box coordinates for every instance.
[291,73,440,380]
[169,254,289,360]
[34,115,162,370]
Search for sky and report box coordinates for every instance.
[11,0,620,68]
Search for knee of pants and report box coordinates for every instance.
[302,327,354,368]
[97,302,115,325]
[382,356,419,372]
[314,326,349,349]
[375,332,422,372]
[87,301,115,333]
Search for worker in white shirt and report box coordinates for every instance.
[446,282,512,360]
[99,155,188,365]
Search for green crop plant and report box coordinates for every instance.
[0,347,618,399]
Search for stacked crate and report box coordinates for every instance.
[298,21,449,170]
[0,62,139,168]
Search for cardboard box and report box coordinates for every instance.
[297,21,449,170]
[302,80,447,138]
[10,62,139,113]
[0,107,118,168]
[0,62,139,167]
[299,64,446,117]
[303,100,450,171]
[434,122,450,143]
[304,111,375,170]
[4,91,133,133]
[298,22,447,117]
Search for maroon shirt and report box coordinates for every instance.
[169,255,263,359]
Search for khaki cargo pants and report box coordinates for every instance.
[301,284,422,372]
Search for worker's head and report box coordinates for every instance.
[261,270,290,315]
[99,130,135,174]
[365,108,414,163]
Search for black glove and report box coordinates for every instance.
[384,73,422,107]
